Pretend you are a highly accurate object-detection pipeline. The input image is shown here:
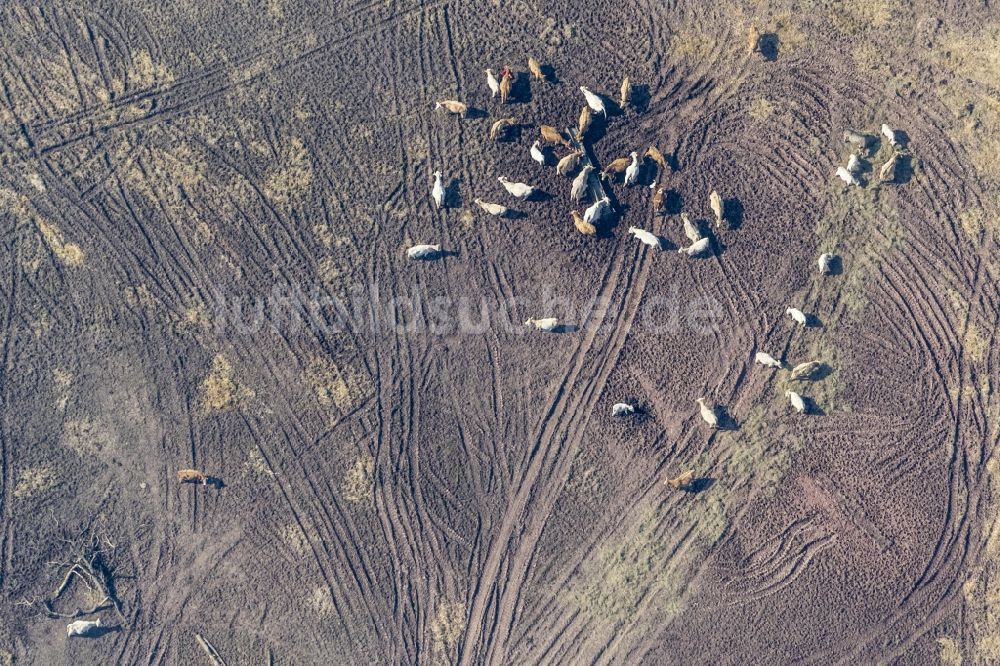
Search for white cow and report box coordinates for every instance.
[432,171,445,208]
[498,176,536,199]
[628,226,660,249]
[580,86,607,117]
[755,352,782,368]
[785,389,806,413]
[786,307,807,325]
[525,317,559,332]
[623,152,640,186]
[407,244,441,260]
[67,618,101,638]
[485,69,499,97]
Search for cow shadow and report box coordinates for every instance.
[512,72,532,104]
[446,177,463,208]
[540,64,558,83]
[631,84,651,113]
[759,33,779,61]
[685,477,715,494]
[724,197,744,229]
[464,107,487,120]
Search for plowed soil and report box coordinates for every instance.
[1,1,998,664]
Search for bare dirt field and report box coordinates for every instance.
[0,0,998,664]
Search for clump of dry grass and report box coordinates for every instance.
[827,0,893,34]
[937,637,963,665]
[430,601,466,655]
[748,98,774,122]
[342,455,375,503]
[200,354,237,412]
[14,466,56,498]
[264,136,314,204]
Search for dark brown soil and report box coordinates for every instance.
[1,0,998,664]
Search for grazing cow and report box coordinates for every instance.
[682,212,702,242]
[818,252,834,275]
[628,226,661,248]
[525,317,559,332]
[652,186,667,214]
[846,153,862,174]
[710,190,723,227]
[843,129,872,152]
[530,140,546,164]
[435,100,467,116]
[619,76,631,110]
[790,361,823,380]
[678,237,711,256]
[755,351,782,368]
[835,166,860,186]
[407,244,441,260]
[571,165,593,202]
[578,106,593,138]
[601,156,631,179]
[881,123,900,147]
[584,197,611,224]
[785,389,806,413]
[177,469,211,484]
[612,402,636,416]
[67,618,101,638]
[499,69,513,104]
[580,86,607,117]
[748,25,761,55]
[879,153,900,182]
[556,150,583,176]
[540,125,571,148]
[432,170,445,208]
[528,57,545,81]
[624,152,641,186]
[666,470,696,490]
[786,307,807,325]
[571,210,597,236]
[485,69,499,97]
[474,199,508,216]
[489,116,516,141]
[498,176,536,199]
[696,398,719,428]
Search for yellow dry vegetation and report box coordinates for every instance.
[958,207,993,240]
[264,136,314,204]
[61,417,113,457]
[826,0,893,34]
[131,49,174,89]
[929,26,1000,189]
[304,356,373,415]
[281,523,311,556]
[245,446,276,479]
[430,601,466,656]
[14,466,56,499]
[938,636,963,665]
[748,98,774,122]
[0,189,85,267]
[308,586,335,615]
[964,323,989,365]
[200,354,238,413]
[342,455,375,503]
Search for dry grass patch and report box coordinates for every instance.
[264,136,314,204]
[430,601,466,656]
[938,637,963,665]
[14,466,56,498]
[200,354,238,413]
[748,98,774,122]
[342,455,375,503]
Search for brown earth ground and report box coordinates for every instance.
[0,0,998,664]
